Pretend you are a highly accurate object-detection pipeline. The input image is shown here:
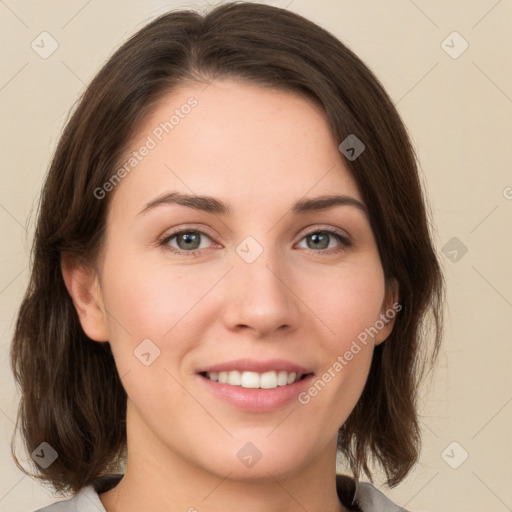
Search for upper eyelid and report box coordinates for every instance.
[300,225,350,238]
[161,225,216,242]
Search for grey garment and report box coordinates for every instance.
[33,475,410,512]
[354,482,409,512]
[33,485,104,512]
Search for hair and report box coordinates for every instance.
[10,0,444,496]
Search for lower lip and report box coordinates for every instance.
[197,373,315,412]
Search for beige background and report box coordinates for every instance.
[1,1,511,511]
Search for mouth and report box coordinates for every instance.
[199,370,311,389]
[195,359,315,412]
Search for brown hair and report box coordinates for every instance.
[10,1,444,495]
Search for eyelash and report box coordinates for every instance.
[158,226,352,258]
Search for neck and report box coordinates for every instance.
[99,402,348,512]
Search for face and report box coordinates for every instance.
[73,78,397,482]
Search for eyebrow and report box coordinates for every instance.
[138,192,367,216]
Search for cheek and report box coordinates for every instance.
[98,258,195,410]
[98,248,223,388]
[297,265,383,425]
[101,252,211,339]
[297,258,386,350]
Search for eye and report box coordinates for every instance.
[296,229,352,255]
[159,226,352,258]
[160,229,215,257]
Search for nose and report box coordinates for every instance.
[221,248,301,338]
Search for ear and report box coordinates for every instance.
[374,278,400,346]
[61,253,109,342]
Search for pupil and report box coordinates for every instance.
[181,233,198,249]
[310,233,328,249]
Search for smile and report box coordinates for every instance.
[202,370,304,389]
[196,358,315,411]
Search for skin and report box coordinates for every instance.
[63,78,398,512]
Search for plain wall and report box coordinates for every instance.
[1,1,511,511]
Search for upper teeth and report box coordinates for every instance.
[206,370,301,389]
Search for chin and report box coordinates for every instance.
[195,436,314,482]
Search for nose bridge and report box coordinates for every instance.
[222,235,299,335]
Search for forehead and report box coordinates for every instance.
[109,78,362,216]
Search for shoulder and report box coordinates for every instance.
[336,474,410,512]
[32,486,104,512]
[354,481,410,511]
[32,474,123,512]
[34,474,408,512]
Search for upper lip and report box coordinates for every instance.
[196,358,313,374]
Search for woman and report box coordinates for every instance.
[10,2,444,511]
